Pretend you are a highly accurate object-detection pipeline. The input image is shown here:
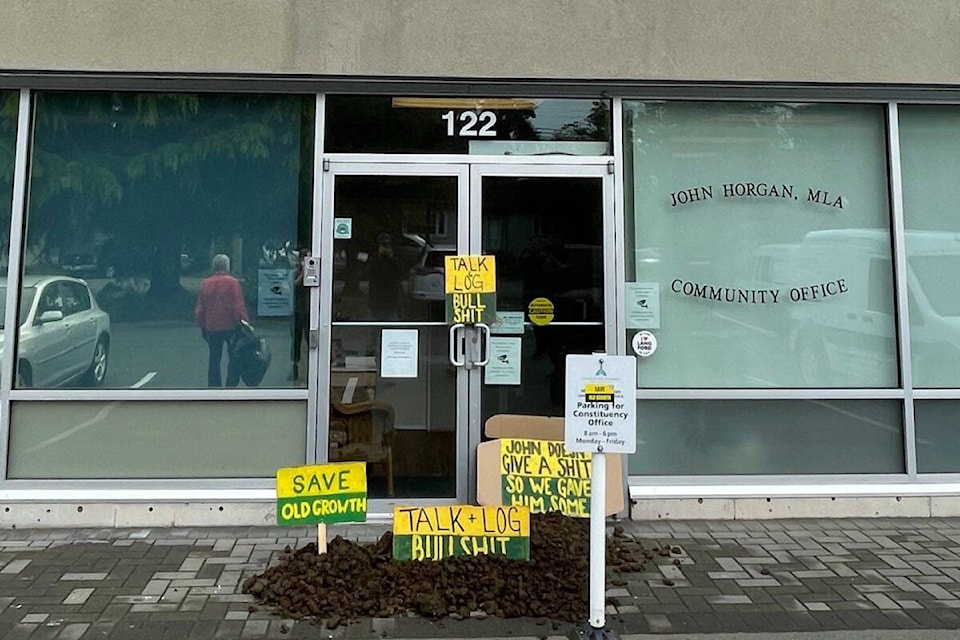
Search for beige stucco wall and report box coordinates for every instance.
[0,0,958,84]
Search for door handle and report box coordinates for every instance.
[448,323,466,367]
[474,323,491,367]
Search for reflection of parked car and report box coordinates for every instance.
[409,244,456,301]
[0,276,111,388]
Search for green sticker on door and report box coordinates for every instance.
[333,217,352,239]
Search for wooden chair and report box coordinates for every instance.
[329,400,395,497]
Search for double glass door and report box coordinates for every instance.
[318,162,612,503]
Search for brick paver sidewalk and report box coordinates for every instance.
[2,518,960,638]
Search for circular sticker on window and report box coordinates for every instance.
[631,330,658,357]
[527,297,555,326]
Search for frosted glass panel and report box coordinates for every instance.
[899,106,960,388]
[623,102,896,388]
[915,401,960,472]
[629,399,903,475]
[8,401,306,478]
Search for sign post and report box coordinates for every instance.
[565,354,637,639]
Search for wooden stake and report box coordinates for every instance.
[317,523,327,554]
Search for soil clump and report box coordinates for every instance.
[242,512,650,625]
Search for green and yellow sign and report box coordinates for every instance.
[392,505,529,561]
[500,438,593,517]
[276,462,367,526]
[445,255,497,324]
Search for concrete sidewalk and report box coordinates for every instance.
[3,517,960,638]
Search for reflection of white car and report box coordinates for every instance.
[409,244,455,301]
[2,276,111,388]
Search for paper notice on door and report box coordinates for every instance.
[491,311,525,335]
[380,329,418,378]
[484,337,521,386]
[625,282,660,329]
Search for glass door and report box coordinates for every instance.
[318,162,613,506]
[465,165,614,500]
[319,163,469,502]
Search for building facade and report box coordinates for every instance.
[2,1,960,526]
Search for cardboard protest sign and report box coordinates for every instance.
[497,438,593,516]
[276,462,367,526]
[445,255,497,324]
[392,505,529,561]
[477,414,625,516]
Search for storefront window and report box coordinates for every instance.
[899,106,960,389]
[623,101,896,388]
[630,399,904,475]
[18,92,314,389]
[326,96,610,154]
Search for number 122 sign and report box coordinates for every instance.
[441,110,498,138]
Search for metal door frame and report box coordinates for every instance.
[465,163,617,502]
[316,160,615,509]
[317,162,471,508]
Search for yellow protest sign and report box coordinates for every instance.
[276,462,367,526]
[392,505,530,560]
[445,255,497,324]
[444,255,496,294]
[499,438,593,517]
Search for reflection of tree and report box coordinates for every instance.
[26,92,312,312]
[552,100,610,141]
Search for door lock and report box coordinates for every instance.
[302,256,320,287]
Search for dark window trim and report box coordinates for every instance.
[3,72,960,103]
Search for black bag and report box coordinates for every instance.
[230,320,271,386]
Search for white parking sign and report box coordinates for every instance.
[564,354,637,454]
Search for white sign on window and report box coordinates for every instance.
[490,311,525,335]
[625,282,660,329]
[380,329,418,378]
[257,269,294,317]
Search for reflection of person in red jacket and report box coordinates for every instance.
[195,254,249,387]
